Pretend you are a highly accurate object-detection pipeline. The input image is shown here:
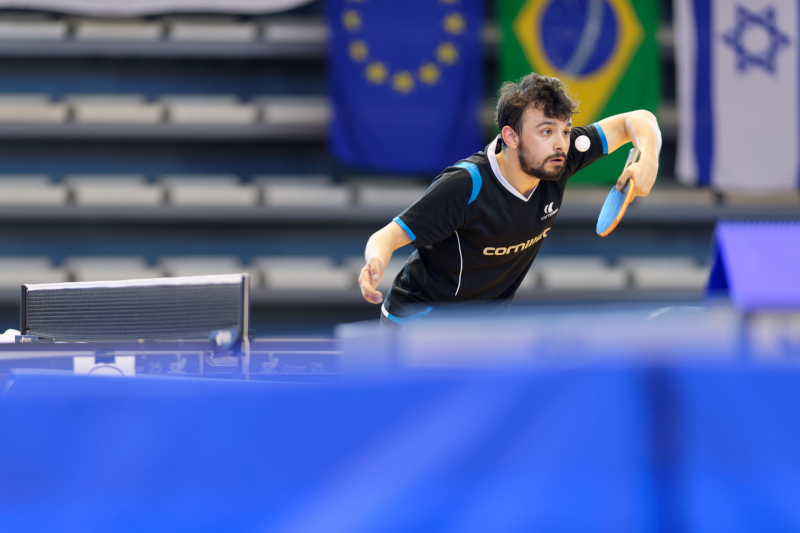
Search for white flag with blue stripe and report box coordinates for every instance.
[675,0,799,191]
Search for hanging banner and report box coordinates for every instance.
[327,0,483,173]
[497,0,660,185]
[675,0,799,191]
[0,0,314,15]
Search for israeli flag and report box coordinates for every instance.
[675,0,798,191]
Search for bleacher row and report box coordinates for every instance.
[0,175,796,209]
[0,255,710,292]
[0,16,327,44]
[0,175,425,208]
[0,95,328,126]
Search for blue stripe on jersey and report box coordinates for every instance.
[455,161,482,204]
[384,305,433,325]
[393,216,417,241]
[592,122,609,154]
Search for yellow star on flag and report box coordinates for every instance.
[443,12,465,34]
[436,42,459,65]
[392,71,416,94]
[342,10,362,32]
[365,61,388,84]
[349,40,369,62]
[419,62,441,85]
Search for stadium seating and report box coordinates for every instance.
[74,19,163,41]
[254,96,330,126]
[0,94,68,124]
[0,175,68,206]
[64,256,162,281]
[0,170,790,220]
[618,256,710,291]
[636,188,717,207]
[67,175,164,206]
[161,95,259,125]
[0,249,708,303]
[723,191,800,206]
[0,253,711,295]
[356,182,429,209]
[260,176,351,208]
[161,175,259,207]
[0,16,67,41]
[167,17,259,43]
[158,256,246,278]
[68,94,164,124]
[0,257,67,288]
[517,268,539,291]
[261,18,327,44]
[256,256,353,291]
[533,256,629,291]
[560,187,610,207]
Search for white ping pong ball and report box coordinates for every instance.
[575,135,591,152]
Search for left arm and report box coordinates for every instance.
[597,110,661,197]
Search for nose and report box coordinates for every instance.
[554,134,568,153]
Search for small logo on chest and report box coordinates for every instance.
[541,202,559,220]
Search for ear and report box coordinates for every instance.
[501,125,519,150]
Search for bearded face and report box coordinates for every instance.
[516,136,566,181]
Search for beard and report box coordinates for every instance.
[517,139,565,181]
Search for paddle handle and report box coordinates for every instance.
[625,147,641,168]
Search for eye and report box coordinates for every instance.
[542,129,551,135]
[564,130,571,136]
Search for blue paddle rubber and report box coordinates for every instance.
[596,179,633,237]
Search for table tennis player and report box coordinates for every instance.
[358,72,661,326]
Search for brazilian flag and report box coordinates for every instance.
[497,0,660,185]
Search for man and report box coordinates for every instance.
[358,73,661,325]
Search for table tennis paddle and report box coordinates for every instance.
[596,147,639,237]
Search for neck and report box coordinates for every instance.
[495,145,540,197]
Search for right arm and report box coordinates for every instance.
[358,221,412,304]
[359,167,473,304]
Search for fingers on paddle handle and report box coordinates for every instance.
[618,147,640,192]
[617,166,638,193]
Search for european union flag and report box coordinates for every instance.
[327,0,483,174]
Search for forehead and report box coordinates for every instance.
[521,105,572,129]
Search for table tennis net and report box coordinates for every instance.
[21,274,249,342]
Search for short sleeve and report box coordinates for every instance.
[394,169,472,248]
[566,123,608,178]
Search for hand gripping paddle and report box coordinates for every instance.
[596,147,640,237]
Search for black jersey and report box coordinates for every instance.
[381,123,610,324]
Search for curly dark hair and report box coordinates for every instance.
[495,73,579,148]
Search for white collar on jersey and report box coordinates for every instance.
[487,135,538,202]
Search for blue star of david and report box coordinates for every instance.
[723,5,790,75]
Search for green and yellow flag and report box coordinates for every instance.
[497,0,660,185]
